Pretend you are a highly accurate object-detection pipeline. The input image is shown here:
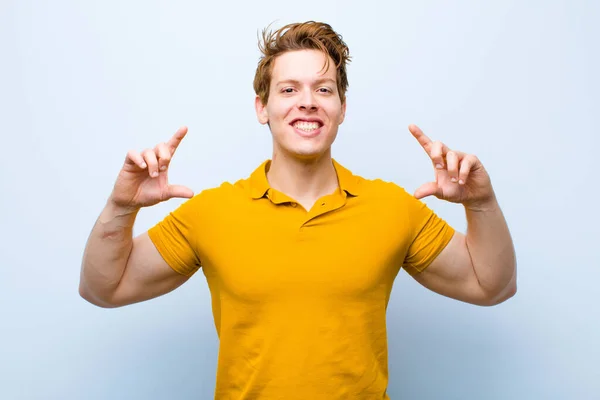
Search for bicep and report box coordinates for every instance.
[410,232,491,306]
[110,232,190,307]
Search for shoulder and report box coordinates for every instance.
[352,173,417,206]
[188,172,256,209]
[346,168,433,228]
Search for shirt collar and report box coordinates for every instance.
[249,159,361,200]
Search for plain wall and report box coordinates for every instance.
[1,0,598,399]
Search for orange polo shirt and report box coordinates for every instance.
[147,159,455,399]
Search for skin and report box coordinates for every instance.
[79,127,192,307]
[408,124,516,306]
[79,48,516,309]
[255,50,347,210]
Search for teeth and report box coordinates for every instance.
[294,121,320,132]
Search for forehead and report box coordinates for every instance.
[271,49,337,83]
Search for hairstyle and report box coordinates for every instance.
[253,21,351,105]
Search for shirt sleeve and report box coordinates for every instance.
[401,191,456,276]
[147,193,204,277]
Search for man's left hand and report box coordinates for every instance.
[409,124,495,209]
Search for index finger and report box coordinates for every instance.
[166,126,188,154]
[408,124,433,153]
[408,124,449,158]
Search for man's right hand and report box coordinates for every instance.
[109,126,194,212]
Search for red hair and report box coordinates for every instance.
[253,21,351,105]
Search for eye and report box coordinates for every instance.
[282,87,295,93]
[318,87,333,93]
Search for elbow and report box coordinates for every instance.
[492,283,517,306]
[506,280,518,299]
[476,262,517,306]
[480,281,517,307]
[78,283,121,309]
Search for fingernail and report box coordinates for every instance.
[141,162,147,168]
[459,179,464,185]
[160,165,167,171]
[451,177,457,182]
[436,164,443,169]
[152,171,159,177]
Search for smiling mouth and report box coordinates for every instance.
[291,120,323,133]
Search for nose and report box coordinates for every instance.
[298,90,318,112]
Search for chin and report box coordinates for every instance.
[288,146,331,161]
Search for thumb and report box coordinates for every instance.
[166,184,194,200]
[413,182,440,200]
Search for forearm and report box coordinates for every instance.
[79,201,139,305]
[465,197,517,300]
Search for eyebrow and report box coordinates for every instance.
[275,78,336,86]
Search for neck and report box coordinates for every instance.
[266,150,339,205]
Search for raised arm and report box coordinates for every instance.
[79,127,194,308]
[407,124,517,306]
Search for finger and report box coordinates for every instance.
[414,182,441,200]
[142,149,159,178]
[446,151,460,182]
[458,155,477,185]
[126,150,147,169]
[430,141,449,169]
[408,124,434,152]
[166,184,194,199]
[166,126,188,155]
[155,143,171,172]
[409,125,455,169]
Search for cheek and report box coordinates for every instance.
[268,103,293,122]
[326,104,344,124]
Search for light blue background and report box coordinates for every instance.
[1,1,598,399]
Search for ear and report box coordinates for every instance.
[255,96,269,125]
[339,101,347,125]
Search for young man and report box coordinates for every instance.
[80,21,516,399]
